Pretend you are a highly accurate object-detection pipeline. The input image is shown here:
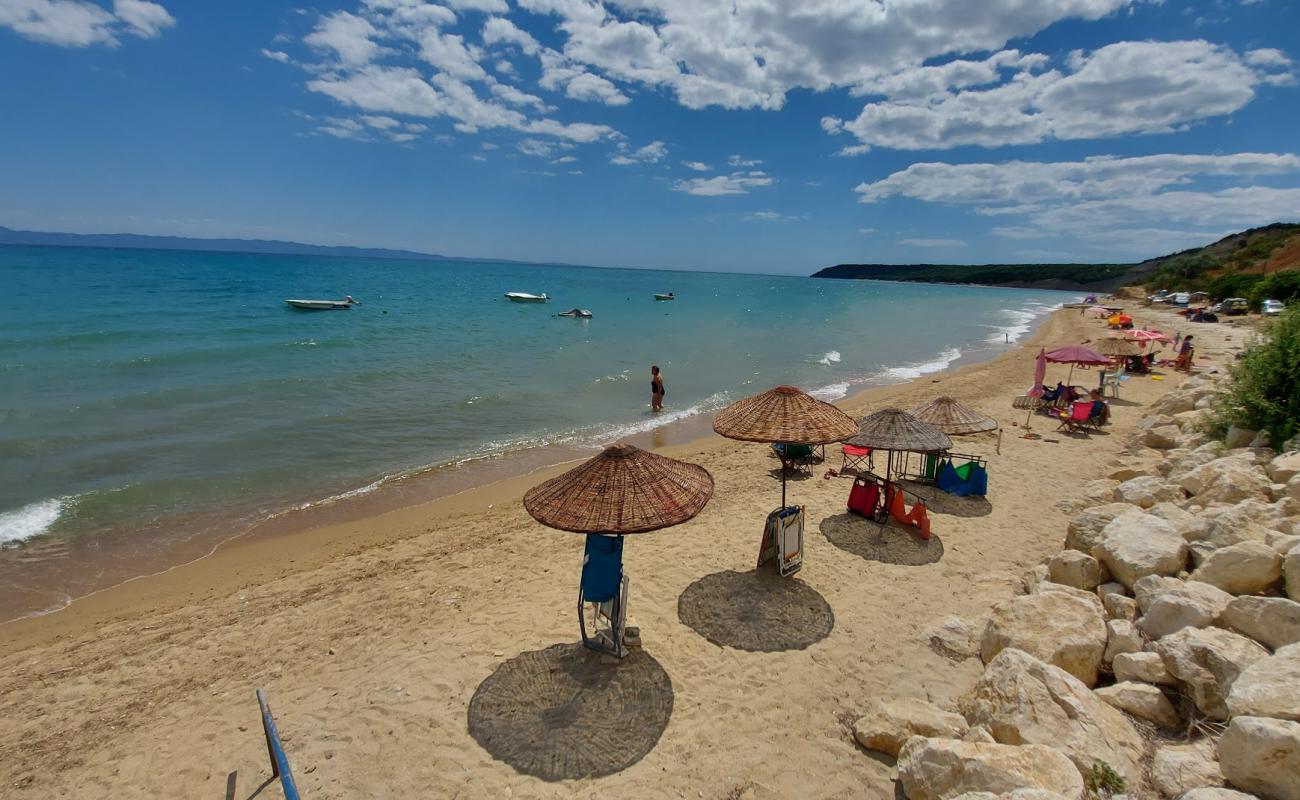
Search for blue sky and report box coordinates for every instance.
[1,0,1298,274]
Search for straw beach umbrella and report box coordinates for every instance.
[909,396,998,436]
[846,408,952,486]
[713,385,857,508]
[1096,338,1140,358]
[524,443,713,534]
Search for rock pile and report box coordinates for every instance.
[852,370,1300,799]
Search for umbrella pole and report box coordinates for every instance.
[1066,364,1076,385]
[781,454,788,510]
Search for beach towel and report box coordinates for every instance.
[937,459,988,497]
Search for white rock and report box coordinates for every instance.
[1065,504,1139,554]
[1272,452,1300,484]
[1136,580,1234,640]
[1022,564,1050,594]
[1094,681,1180,728]
[980,592,1107,687]
[1269,532,1300,555]
[960,649,1146,787]
[1146,426,1181,450]
[1049,550,1108,591]
[852,698,970,757]
[1156,627,1270,719]
[926,617,981,660]
[1093,510,1188,589]
[1084,480,1119,503]
[1288,548,1300,602]
[1113,476,1183,509]
[1112,651,1175,685]
[1218,716,1300,800]
[1151,739,1223,798]
[1181,455,1272,505]
[1189,542,1282,595]
[1179,789,1260,800]
[1104,593,1138,622]
[1225,426,1259,449]
[1219,596,1300,649]
[1226,643,1300,722]
[897,737,1085,800]
[1104,620,1144,664]
[1133,575,1187,609]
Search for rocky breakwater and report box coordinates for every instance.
[852,368,1300,800]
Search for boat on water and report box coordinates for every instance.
[653,292,675,301]
[558,308,592,318]
[286,296,359,310]
[505,292,549,303]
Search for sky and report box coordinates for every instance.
[1,0,1298,274]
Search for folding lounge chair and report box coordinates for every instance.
[578,534,629,657]
[840,444,873,475]
[1056,401,1093,433]
[772,443,817,476]
[757,506,804,577]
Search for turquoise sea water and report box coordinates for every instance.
[0,245,1075,613]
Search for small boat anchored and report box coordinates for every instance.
[558,308,592,318]
[505,292,549,303]
[653,292,675,301]
[286,296,359,311]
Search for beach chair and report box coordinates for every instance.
[1056,401,1093,433]
[937,458,989,497]
[847,476,881,518]
[758,506,804,577]
[578,534,629,658]
[840,444,873,475]
[772,443,818,476]
[1101,365,1126,398]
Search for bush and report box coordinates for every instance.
[1249,271,1300,305]
[1210,304,1300,446]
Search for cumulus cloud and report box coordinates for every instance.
[0,0,173,47]
[611,140,666,165]
[682,161,710,172]
[825,40,1287,151]
[673,171,772,196]
[857,152,1300,253]
[260,48,291,63]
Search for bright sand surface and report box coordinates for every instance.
[0,304,1252,799]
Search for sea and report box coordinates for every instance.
[0,245,1077,618]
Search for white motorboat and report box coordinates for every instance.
[505,292,549,303]
[653,292,675,301]
[558,308,592,318]
[286,295,358,310]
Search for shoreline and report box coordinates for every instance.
[0,301,1069,648]
[0,298,1066,625]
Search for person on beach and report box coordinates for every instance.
[1088,389,1110,424]
[1176,335,1195,372]
[650,365,665,411]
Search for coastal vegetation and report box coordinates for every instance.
[1210,304,1300,448]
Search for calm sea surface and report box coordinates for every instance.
[0,245,1076,616]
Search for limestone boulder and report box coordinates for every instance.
[980,592,1107,686]
[1190,542,1282,595]
[1104,592,1138,621]
[1084,480,1119,503]
[1224,425,1259,449]
[1271,452,1300,484]
[1218,716,1300,800]
[1113,476,1183,509]
[1065,503,1138,554]
[1156,627,1269,719]
[1151,739,1223,799]
[1136,579,1234,640]
[1288,548,1300,602]
[1094,681,1180,728]
[1093,510,1188,589]
[1113,651,1175,685]
[1134,575,1187,609]
[960,649,1146,787]
[1104,620,1144,664]
[1033,581,1105,613]
[1150,502,1216,544]
[1181,455,1272,505]
[1180,789,1261,800]
[926,617,981,660]
[852,698,969,757]
[1226,643,1300,722]
[896,737,1084,800]
[1022,563,1050,593]
[1154,392,1197,416]
[1145,426,1181,450]
[1048,550,1108,591]
[1219,596,1300,649]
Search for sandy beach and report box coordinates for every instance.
[0,303,1253,799]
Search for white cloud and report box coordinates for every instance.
[305,11,384,67]
[728,154,761,167]
[827,40,1283,151]
[361,114,400,129]
[0,0,173,47]
[673,171,772,196]
[443,0,508,11]
[552,155,578,163]
[900,238,966,247]
[610,140,666,165]
[857,227,875,234]
[517,138,569,157]
[481,16,540,55]
[682,160,710,172]
[746,210,805,222]
[260,48,291,63]
[537,48,631,106]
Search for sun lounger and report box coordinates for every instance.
[758,505,804,577]
[840,444,873,475]
[772,443,819,475]
[578,534,629,657]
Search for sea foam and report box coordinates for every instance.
[882,347,962,380]
[0,498,64,545]
[816,350,841,365]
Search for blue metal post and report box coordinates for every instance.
[256,688,301,800]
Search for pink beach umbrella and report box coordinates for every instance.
[1045,344,1110,385]
[1125,330,1172,343]
[1024,348,1048,428]
[1085,306,1111,318]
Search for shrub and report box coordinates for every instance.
[1084,760,1126,798]
[1210,304,1300,446]
[1249,271,1300,305]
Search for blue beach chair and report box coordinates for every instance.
[578,534,629,657]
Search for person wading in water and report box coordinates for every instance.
[650,365,665,411]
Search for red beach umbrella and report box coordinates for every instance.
[1045,344,1110,385]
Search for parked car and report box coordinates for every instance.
[1262,299,1285,316]
[1219,297,1250,315]
[1171,292,1190,307]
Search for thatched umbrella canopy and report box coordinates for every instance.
[524,443,713,534]
[713,385,857,507]
[909,396,999,435]
[847,408,952,485]
[713,385,858,444]
[1096,338,1140,358]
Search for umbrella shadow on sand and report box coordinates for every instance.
[893,479,992,518]
[467,643,674,781]
[677,569,834,652]
[819,512,944,566]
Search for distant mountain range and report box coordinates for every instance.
[0,225,555,266]
[812,223,1300,291]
